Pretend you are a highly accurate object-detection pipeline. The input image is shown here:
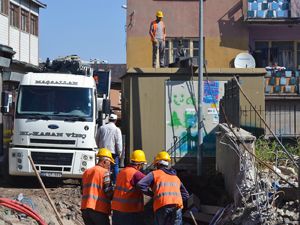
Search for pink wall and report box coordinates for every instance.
[127,0,248,38]
[249,25,300,49]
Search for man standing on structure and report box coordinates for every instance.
[111,149,147,225]
[137,151,189,225]
[149,10,166,68]
[81,148,115,225]
[96,113,123,183]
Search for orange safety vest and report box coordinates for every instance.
[81,165,111,214]
[111,166,144,212]
[150,20,165,41]
[152,169,183,212]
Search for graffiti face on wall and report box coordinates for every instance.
[165,80,225,157]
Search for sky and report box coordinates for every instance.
[39,0,126,64]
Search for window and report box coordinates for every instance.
[30,14,38,36]
[297,42,300,70]
[9,3,19,28]
[0,0,8,15]
[271,41,294,69]
[254,42,269,68]
[17,86,93,120]
[254,41,296,69]
[21,9,29,32]
[165,38,200,66]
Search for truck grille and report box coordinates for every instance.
[31,152,73,166]
[30,139,75,145]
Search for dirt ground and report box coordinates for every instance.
[0,174,228,225]
[0,177,157,225]
[0,178,84,225]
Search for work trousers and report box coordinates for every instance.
[112,210,145,225]
[111,154,119,184]
[81,209,110,225]
[154,205,182,225]
[152,39,165,68]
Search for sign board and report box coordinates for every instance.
[165,80,225,158]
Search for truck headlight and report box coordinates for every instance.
[82,155,88,160]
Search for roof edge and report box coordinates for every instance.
[31,0,47,8]
[123,67,266,78]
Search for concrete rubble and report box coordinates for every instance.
[215,124,299,225]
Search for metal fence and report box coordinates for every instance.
[240,102,300,138]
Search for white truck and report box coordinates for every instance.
[8,72,100,178]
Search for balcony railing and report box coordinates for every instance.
[243,0,300,23]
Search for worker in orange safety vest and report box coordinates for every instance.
[112,149,147,225]
[149,10,166,68]
[81,148,114,225]
[137,151,189,225]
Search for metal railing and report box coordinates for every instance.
[240,103,300,138]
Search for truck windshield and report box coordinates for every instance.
[16,86,93,120]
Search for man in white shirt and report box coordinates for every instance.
[96,114,123,183]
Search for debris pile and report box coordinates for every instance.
[0,186,83,225]
[216,128,299,225]
[41,55,92,75]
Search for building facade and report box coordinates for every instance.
[0,0,45,66]
[0,0,45,170]
[126,0,300,70]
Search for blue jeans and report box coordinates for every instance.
[112,210,145,225]
[154,205,182,225]
[81,209,110,225]
[111,154,119,184]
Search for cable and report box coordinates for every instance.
[0,198,47,225]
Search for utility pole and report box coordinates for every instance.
[197,0,204,176]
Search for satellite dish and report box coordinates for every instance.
[234,53,256,68]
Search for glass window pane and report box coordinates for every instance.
[297,43,300,70]
[173,40,178,49]
[254,41,269,67]
[193,41,199,49]
[183,39,189,48]
[17,86,93,118]
[165,40,169,48]
[271,41,294,69]
[185,49,190,57]
[193,49,199,57]
[165,49,170,66]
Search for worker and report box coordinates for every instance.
[81,148,114,225]
[111,149,147,225]
[96,113,123,183]
[149,10,166,68]
[137,151,189,225]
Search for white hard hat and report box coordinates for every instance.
[109,114,117,120]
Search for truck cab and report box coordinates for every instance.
[9,72,98,178]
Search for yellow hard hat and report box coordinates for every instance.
[130,150,147,163]
[156,10,164,18]
[155,151,171,162]
[96,148,115,164]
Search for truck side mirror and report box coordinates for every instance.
[102,99,111,115]
[1,92,12,114]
